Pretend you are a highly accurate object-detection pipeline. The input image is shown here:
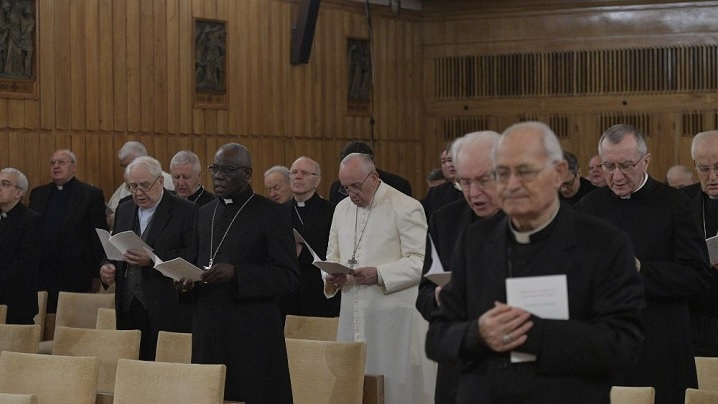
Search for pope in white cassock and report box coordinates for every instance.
[324,153,436,403]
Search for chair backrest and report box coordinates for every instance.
[52,326,140,393]
[685,388,718,404]
[610,386,655,404]
[284,315,339,341]
[0,392,38,404]
[95,308,116,330]
[55,292,115,330]
[0,305,6,324]
[696,356,718,390]
[155,331,192,363]
[0,324,41,354]
[34,291,48,339]
[113,359,226,404]
[0,351,98,404]
[285,338,367,404]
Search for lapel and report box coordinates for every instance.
[143,193,172,247]
[0,204,22,246]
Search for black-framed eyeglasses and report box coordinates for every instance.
[289,169,318,177]
[457,174,494,190]
[493,163,554,184]
[338,173,373,195]
[0,180,20,189]
[126,176,161,193]
[695,162,718,177]
[600,155,647,174]
[207,165,246,176]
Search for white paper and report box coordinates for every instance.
[423,235,451,286]
[706,235,718,265]
[506,274,568,363]
[96,229,153,261]
[154,257,205,282]
[424,272,451,287]
[96,229,124,260]
[294,229,353,275]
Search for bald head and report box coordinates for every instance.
[666,165,695,189]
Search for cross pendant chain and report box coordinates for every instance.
[347,257,358,269]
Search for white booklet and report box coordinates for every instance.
[506,274,569,363]
[293,229,353,275]
[706,235,718,265]
[423,235,451,286]
[151,252,205,282]
[96,229,153,261]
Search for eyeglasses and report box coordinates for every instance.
[0,180,20,189]
[207,165,246,176]
[560,174,577,188]
[493,163,554,184]
[600,155,647,174]
[289,169,318,177]
[49,159,73,167]
[441,158,453,166]
[338,173,373,195]
[457,174,494,190]
[126,176,161,193]
[695,163,718,177]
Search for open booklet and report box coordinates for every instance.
[96,229,153,261]
[423,235,451,286]
[293,229,353,275]
[149,251,205,282]
[707,235,718,265]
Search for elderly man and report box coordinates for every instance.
[559,151,597,206]
[427,121,645,403]
[682,130,718,357]
[666,164,696,189]
[0,168,41,324]
[181,143,299,403]
[169,150,215,206]
[99,156,196,360]
[587,154,607,187]
[281,156,339,318]
[422,145,463,219]
[324,153,433,403]
[264,165,292,204]
[416,131,502,404]
[577,124,711,404]
[29,149,108,312]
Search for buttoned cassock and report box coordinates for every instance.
[325,182,435,404]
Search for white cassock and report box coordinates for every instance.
[324,182,436,404]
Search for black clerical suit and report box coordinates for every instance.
[0,202,41,324]
[329,168,412,204]
[559,176,598,206]
[427,202,645,404]
[681,183,718,357]
[187,185,215,207]
[29,177,107,312]
[578,176,712,404]
[281,193,339,317]
[421,181,463,220]
[110,191,196,360]
[190,187,300,403]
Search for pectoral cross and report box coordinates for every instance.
[347,257,358,269]
[203,258,214,271]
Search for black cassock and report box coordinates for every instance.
[191,186,300,403]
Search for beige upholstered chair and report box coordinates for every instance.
[685,388,718,404]
[610,386,655,404]
[0,305,6,324]
[52,326,140,393]
[113,358,226,404]
[39,292,115,353]
[155,331,192,363]
[285,338,367,404]
[0,351,98,404]
[284,315,339,341]
[696,356,718,390]
[95,308,116,330]
[0,392,37,404]
[0,324,41,354]
[34,291,47,339]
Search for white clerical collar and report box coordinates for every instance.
[621,173,649,199]
[56,185,63,190]
[296,201,306,207]
[223,198,233,205]
[509,204,560,244]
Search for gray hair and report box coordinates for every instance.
[599,124,648,156]
[496,122,563,165]
[126,155,163,178]
[55,149,77,164]
[0,167,28,191]
[118,141,148,160]
[691,130,718,160]
[170,150,201,174]
[451,131,501,166]
[293,156,321,176]
[341,153,376,176]
[264,165,289,179]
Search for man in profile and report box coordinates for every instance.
[29,149,108,312]
[0,168,41,324]
[264,165,292,204]
[99,156,196,360]
[169,150,215,206]
[181,143,299,403]
[559,151,597,206]
[427,122,645,403]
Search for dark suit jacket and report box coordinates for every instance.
[112,191,197,334]
[427,203,645,404]
[329,168,412,204]
[29,177,107,294]
[421,181,463,220]
[0,202,41,324]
